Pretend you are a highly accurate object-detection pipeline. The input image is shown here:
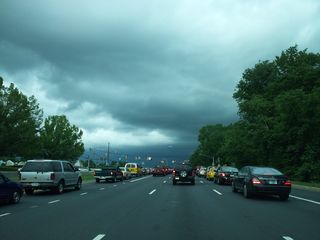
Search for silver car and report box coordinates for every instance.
[19,160,82,194]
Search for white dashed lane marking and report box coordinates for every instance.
[93,234,106,240]
[213,189,222,195]
[80,192,88,196]
[48,200,60,204]
[0,213,11,217]
[149,189,157,195]
[200,181,204,184]
[290,195,320,205]
[129,176,152,183]
[163,180,167,184]
[99,188,105,190]
[282,236,294,240]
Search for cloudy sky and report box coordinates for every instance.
[1,0,320,162]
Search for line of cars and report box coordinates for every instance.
[200,165,292,201]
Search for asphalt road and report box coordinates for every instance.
[0,176,319,240]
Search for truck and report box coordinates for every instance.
[93,166,123,183]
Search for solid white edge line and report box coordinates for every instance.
[48,200,60,204]
[129,175,152,183]
[149,189,157,195]
[93,234,106,240]
[290,195,320,205]
[80,192,88,195]
[0,213,11,217]
[282,236,294,240]
[213,189,222,195]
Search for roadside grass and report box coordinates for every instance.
[292,181,320,189]
[81,172,95,182]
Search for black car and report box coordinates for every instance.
[232,166,291,200]
[0,173,24,204]
[214,166,239,185]
[172,163,195,185]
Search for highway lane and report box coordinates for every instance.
[0,176,319,240]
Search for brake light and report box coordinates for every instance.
[50,173,56,181]
[93,171,96,176]
[252,177,261,185]
[284,180,291,186]
[172,170,176,176]
[220,173,226,177]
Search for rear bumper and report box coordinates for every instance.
[252,185,291,195]
[94,176,113,180]
[21,182,56,190]
[173,176,195,182]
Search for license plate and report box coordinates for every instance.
[269,180,277,184]
[175,177,179,180]
[31,183,39,187]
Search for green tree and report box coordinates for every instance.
[40,115,84,162]
[0,77,43,158]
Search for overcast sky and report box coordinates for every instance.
[1,0,320,161]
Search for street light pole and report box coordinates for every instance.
[106,142,110,166]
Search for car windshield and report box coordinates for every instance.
[221,167,238,172]
[251,167,283,175]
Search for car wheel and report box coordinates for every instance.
[279,194,289,201]
[25,188,34,195]
[56,181,64,194]
[120,176,123,181]
[232,182,237,193]
[243,184,252,198]
[113,177,116,183]
[96,178,100,183]
[173,180,176,185]
[11,191,21,204]
[217,177,221,185]
[75,178,82,190]
[191,179,195,185]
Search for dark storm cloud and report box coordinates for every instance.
[1,0,320,158]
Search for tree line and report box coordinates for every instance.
[190,46,320,182]
[0,77,84,162]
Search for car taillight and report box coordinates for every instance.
[252,177,261,185]
[50,173,56,181]
[220,173,226,177]
[284,180,291,186]
[93,171,96,176]
[172,170,176,176]
[111,172,114,175]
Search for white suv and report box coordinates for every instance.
[20,160,82,194]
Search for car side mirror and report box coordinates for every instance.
[74,167,79,171]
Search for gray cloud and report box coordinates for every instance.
[1,0,320,159]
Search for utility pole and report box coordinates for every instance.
[106,142,110,166]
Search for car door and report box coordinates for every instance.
[62,162,77,186]
[0,174,10,201]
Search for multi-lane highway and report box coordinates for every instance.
[0,176,319,240]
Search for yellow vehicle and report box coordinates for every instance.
[124,163,142,177]
[206,167,216,181]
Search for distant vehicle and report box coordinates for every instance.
[0,173,23,204]
[206,167,216,181]
[19,160,82,194]
[94,166,123,183]
[172,163,195,185]
[153,166,166,176]
[214,166,238,184]
[124,163,142,177]
[198,166,207,177]
[119,167,132,180]
[232,166,291,200]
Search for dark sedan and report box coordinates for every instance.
[0,173,24,204]
[214,166,239,185]
[232,166,291,200]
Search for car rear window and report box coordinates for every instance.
[21,162,54,172]
[251,167,282,175]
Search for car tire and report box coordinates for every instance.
[96,178,100,183]
[191,179,195,185]
[217,177,221,185]
[279,194,289,201]
[120,176,123,181]
[11,191,21,204]
[243,184,252,198]
[25,188,34,195]
[75,178,82,190]
[173,180,176,185]
[113,177,116,183]
[55,181,64,194]
[232,182,237,193]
